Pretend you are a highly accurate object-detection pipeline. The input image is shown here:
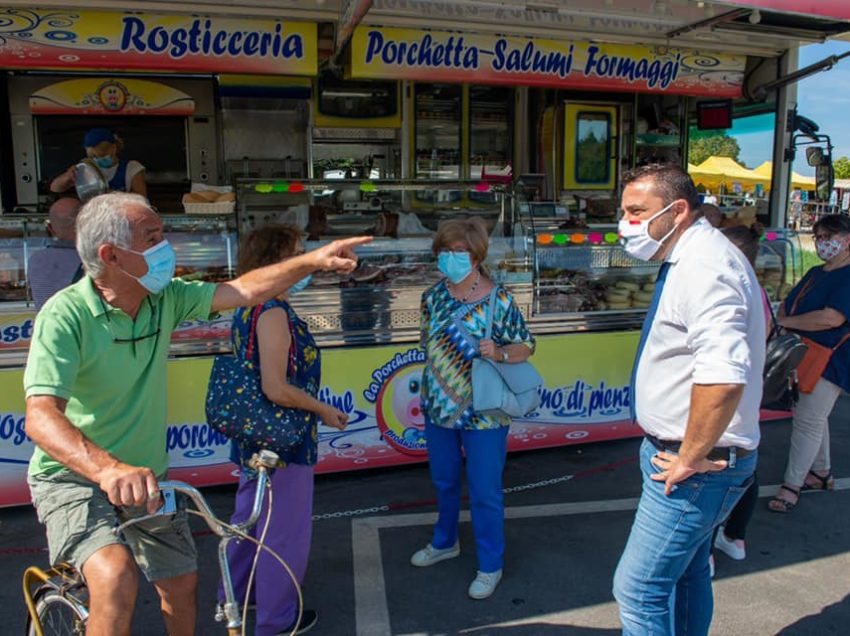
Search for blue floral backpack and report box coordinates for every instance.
[205,305,311,453]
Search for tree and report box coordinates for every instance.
[833,156,850,179]
[688,134,742,165]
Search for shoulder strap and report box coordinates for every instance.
[245,301,298,378]
[484,286,499,341]
[789,275,817,316]
[766,293,780,340]
[833,331,850,352]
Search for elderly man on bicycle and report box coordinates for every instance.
[24,192,368,636]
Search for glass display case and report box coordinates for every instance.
[523,205,802,332]
[0,216,51,302]
[753,228,801,302]
[526,213,660,331]
[0,214,236,307]
[162,214,237,283]
[234,178,532,344]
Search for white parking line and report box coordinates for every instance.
[352,478,850,636]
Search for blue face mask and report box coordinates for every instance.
[93,155,114,170]
[438,251,474,284]
[121,240,176,294]
[289,274,312,295]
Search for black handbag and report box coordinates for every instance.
[761,301,807,410]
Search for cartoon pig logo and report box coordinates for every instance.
[375,364,428,456]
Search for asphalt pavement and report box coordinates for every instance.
[2,395,849,635]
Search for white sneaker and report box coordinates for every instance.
[714,530,746,560]
[410,541,460,567]
[468,569,502,599]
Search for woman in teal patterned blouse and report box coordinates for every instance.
[410,218,536,600]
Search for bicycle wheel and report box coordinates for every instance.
[27,590,87,636]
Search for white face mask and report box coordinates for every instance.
[618,201,678,261]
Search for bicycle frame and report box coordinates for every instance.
[157,450,279,635]
[23,450,279,636]
[23,563,89,636]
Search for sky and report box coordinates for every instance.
[735,39,850,176]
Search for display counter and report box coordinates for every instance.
[0,183,802,506]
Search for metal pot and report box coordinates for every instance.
[74,160,108,202]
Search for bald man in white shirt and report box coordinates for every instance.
[612,164,765,636]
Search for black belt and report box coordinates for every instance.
[645,434,754,463]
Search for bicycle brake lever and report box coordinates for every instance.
[249,450,279,469]
[112,489,177,535]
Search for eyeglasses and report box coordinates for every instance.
[100,297,160,344]
[438,249,470,255]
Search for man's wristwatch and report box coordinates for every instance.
[500,348,509,362]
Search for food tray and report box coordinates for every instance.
[182,200,235,215]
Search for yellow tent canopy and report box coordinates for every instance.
[688,156,764,191]
[752,161,816,191]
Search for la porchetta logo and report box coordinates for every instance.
[364,349,428,456]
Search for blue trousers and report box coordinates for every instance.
[425,421,509,574]
[613,439,756,636]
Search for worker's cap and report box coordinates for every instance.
[83,128,116,148]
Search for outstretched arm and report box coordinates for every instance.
[211,236,372,313]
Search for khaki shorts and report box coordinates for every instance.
[28,470,197,582]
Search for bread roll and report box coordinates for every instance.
[215,192,236,202]
[633,291,655,303]
[615,281,640,291]
[195,190,220,202]
[606,291,631,303]
[608,301,631,310]
[184,192,206,203]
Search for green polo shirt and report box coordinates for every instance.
[24,276,217,477]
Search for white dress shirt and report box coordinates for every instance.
[635,217,765,450]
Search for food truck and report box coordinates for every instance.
[0,1,847,506]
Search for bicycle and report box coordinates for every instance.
[23,450,297,636]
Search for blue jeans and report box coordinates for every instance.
[425,421,509,573]
[613,439,756,636]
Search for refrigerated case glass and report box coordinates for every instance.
[162,215,237,283]
[469,85,513,179]
[414,83,462,192]
[234,179,532,344]
[0,217,50,302]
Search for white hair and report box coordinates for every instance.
[76,193,151,277]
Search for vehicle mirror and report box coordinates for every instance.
[806,146,825,167]
[816,163,834,201]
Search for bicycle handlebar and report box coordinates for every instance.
[112,450,279,538]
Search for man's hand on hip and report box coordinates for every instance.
[650,451,727,496]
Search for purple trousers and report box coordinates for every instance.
[218,463,314,636]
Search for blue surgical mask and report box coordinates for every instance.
[289,274,312,295]
[121,240,176,294]
[438,251,474,284]
[93,155,114,170]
